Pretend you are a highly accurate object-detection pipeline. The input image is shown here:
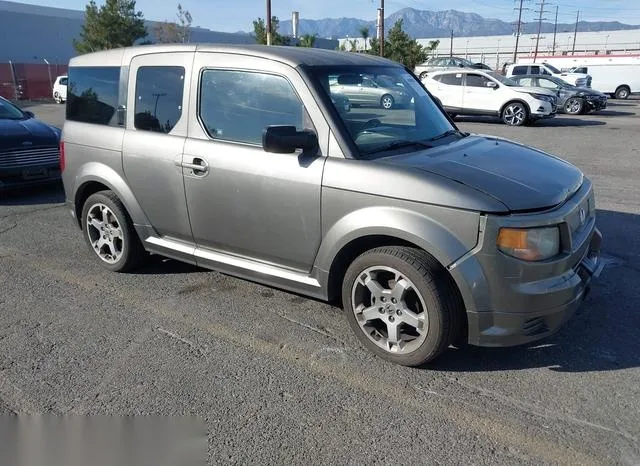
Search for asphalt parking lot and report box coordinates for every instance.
[1,101,639,464]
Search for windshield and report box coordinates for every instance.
[0,97,26,120]
[544,63,561,73]
[487,72,518,87]
[312,66,456,158]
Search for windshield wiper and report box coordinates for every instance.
[362,140,433,156]
[429,129,466,142]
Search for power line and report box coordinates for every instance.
[513,0,530,62]
[533,0,550,61]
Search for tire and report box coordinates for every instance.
[448,113,458,119]
[419,71,429,80]
[615,86,630,100]
[501,101,528,126]
[54,92,62,104]
[342,246,464,366]
[380,94,395,110]
[81,190,145,272]
[564,97,584,115]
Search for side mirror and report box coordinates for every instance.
[24,111,35,119]
[262,126,318,154]
[486,81,498,89]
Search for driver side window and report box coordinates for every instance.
[538,78,558,89]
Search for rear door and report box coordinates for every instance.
[121,52,194,243]
[432,72,464,109]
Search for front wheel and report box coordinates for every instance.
[501,102,528,126]
[380,94,395,110]
[342,246,463,366]
[564,97,584,115]
[81,191,145,272]
[54,92,62,104]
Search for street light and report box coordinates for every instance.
[34,56,53,90]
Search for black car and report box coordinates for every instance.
[510,75,607,115]
[0,97,61,190]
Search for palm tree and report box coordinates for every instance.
[299,34,317,48]
[359,26,370,51]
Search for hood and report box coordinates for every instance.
[0,117,59,151]
[512,86,557,96]
[383,135,583,212]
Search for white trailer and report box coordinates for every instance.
[518,54,640,99]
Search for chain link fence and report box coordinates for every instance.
[0,62,68,101]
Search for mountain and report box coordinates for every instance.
[278,8,640,39]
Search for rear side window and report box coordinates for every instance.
[511,66,527,75]
[59,78,68,86]
[134,66,185,134]
[438,73,463,86]
[530,66,541,74]
[199,70,305,145]
[67,67,120,125]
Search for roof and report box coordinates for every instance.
[70,44,399,68]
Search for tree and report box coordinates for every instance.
[348,39,358,52]
[359,26,370,51]
[298,34,317,48]
[252,17,290,45]
[154,4,193,43]
[74,0,147,54]
[367,19,436,70]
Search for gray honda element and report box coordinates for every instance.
[61,45,603,366]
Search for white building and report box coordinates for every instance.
[340,28,640,69]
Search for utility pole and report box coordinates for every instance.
[379,0,385,56]
[533,0,548,62]
[512,0,527,63]
[266,0,272,45]
[450,30,453,57]
[571,10,579,55]
[551,5,558,55]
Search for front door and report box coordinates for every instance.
[462,73,501,113]
[182,54,328,272]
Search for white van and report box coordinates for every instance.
[517,54,640,99]
[52,75,68,104]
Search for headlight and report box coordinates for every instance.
[497,227,560,261]
[528,93,554,103]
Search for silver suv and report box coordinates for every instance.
[61,45,603,366]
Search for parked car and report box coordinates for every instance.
[505,63,591,88]
[423,69,557,126]
[52,75,68,104]
[509,75,607,114]
[330,73,412,109]
[0,96,61,190]
[415,57,492,79]
[62,44,603,366]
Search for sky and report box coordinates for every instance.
[16,0,640,32]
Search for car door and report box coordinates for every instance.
[360,76,382,105]
[121,52,194,243]
[432,72,464,110]
[182,53,328,272]
[462,73,501,113]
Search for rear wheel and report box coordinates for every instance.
[615,85,630,100]
[342,246,463,366]
[419,71,429,80]
[54,92,62,104]
[564,97,584,115]
[81,191,144,272]
[501,101,528,126]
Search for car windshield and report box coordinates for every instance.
[314,66,457,159]
[487,72,518,87]
[544,63,561,73]
[0,98,26,120]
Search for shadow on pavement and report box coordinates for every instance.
[0,182,65,206]
[595,109,636,117]
[534,117,606,127]
[134,254,205,275]
[431,209,639,373]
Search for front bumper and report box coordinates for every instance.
[467,228,603,347]
[0,166,61,190]
[585,97,607,111]
[530,100,556,118]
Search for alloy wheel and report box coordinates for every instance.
[565,98,582,114]
[503,104,526,126]
[351,266,428,354]
[86,203,124,264]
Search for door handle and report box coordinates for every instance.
[180,158,209,176]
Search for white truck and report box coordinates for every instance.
[516,54,640,99]
[504,63,591,88]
